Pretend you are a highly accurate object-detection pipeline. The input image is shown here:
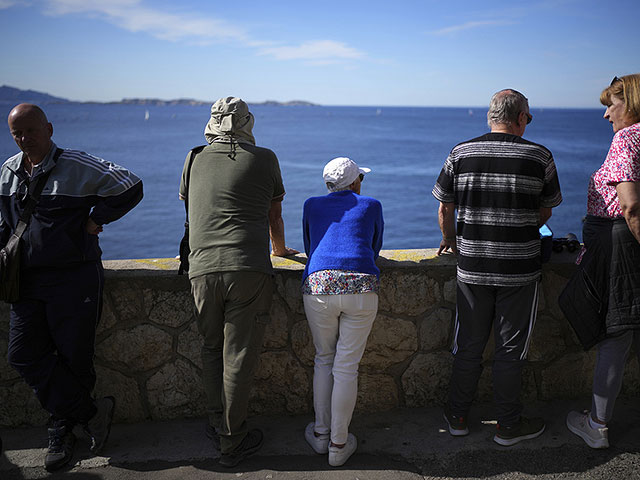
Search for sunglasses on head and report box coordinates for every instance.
[611,76,621,86]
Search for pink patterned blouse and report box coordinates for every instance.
[587,122,640,218]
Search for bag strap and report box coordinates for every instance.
[182,145,206,221]
[13,148,62,239]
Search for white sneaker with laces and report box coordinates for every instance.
[566,410,609,449]
[304,422,329,454]
[328,433,357,467]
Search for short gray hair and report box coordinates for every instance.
[326,182,350,193]
[487,89,529,128]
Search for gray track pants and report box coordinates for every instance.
[592,329,640,423]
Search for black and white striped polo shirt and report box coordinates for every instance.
[432,132,562,287]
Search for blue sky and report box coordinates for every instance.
[1,0,638,107]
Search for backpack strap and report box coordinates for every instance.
[182,145,207,220]
[13,148,62,239]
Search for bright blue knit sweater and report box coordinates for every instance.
[302,190,384,281]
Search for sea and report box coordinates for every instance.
[0,103,615,260]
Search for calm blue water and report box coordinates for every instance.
[0,103,614,260]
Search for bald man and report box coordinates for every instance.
[2,104,143,471]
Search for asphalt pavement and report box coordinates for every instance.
[1,399,639,479]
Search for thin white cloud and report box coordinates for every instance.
[0,0,28,8]
[259,40,364,63]
[43,0,247,43]
[431,20,515,36]
[41,0,365,64]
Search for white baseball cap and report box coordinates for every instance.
[322,157,371,191]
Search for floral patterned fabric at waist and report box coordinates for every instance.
[302,270,379,295]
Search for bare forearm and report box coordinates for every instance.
[617,182,640,243]
[439,202,456,238]
[539,207,552,226]
[437,202,457,255]
[622,207,640,243]
[269,217,287,255]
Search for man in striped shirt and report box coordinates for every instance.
[433,89,562,446]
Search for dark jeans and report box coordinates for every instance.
[8,262,103,425]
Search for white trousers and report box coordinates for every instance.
[303,292,378,445]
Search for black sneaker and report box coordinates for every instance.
[84,396,115,454]
[494,416,545,446]
[219,429,264,468]
[205,424,221,450]
[45,422,76,472]
[443,408,469,436]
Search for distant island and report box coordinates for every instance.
[0,85,318,107]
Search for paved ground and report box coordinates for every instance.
[1,399,639,479]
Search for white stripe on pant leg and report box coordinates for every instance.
[520,282,539,360]
[451,307,461,355]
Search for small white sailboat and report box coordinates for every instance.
[144,109,150,121]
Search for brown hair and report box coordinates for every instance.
[600,74,640,124]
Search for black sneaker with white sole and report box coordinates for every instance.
[219,429,263,468]
[45,421,76,472]
[494,416,545,446]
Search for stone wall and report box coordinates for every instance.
[0,250,638,427]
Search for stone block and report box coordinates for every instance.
[621,353,640,397]
[95,365,146,423]
[145,289,194,328]
[275,275,304,315]
[0,337,20,382]
[105,284,147,326]
[264,299,289,349]
[540,271,570,321]
[177,320,202,369]
[251,351,310,415]
[97,324,173,372]
[401,352,452,407]
[291,319,315,367]
[97,296,118,334]
[0,381,48,427]
[419,308,452,352]
[539,351,596,399]
[356,374,398,412]
[361,314,417,371]
[537,283,546,311]
[146,359,205,419]
[528,315,567,363]
[378,271,441,315]
[443,279,456,304]
[0,302,11,328]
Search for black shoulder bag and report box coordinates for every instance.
[0,149,61,302]
[178,145,206,275]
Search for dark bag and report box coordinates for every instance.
[558,244,608,350]
[178,145,206,275]
[0,153,59,302]
[0,233,22,302]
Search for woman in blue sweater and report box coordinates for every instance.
[302,157,383,467]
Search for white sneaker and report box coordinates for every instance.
[328,433,357,467]
[566,410,609,449]
[304,422,329,454]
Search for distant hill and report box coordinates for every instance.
[0,86,318,107]
[0,85,71,105]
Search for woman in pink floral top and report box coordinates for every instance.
[566,74,640,449]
